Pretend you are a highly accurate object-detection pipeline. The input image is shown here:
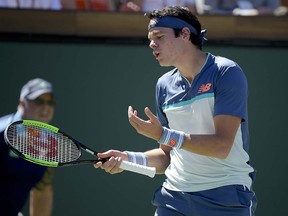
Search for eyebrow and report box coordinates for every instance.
[148,30,165,40]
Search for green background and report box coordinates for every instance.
[0,41,287,215]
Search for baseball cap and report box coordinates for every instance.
[20,78,53,100]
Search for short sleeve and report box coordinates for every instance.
[214,65,248,121]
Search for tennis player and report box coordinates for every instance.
[95,6,257,216]
[0,78,55,216]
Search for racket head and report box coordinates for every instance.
[4,120,82,167]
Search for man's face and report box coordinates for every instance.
[21,93,55,123]
[148,20,185,67]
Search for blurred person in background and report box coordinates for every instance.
[195,0,239,14]
[233,0,281,15]
[74,0,116,11]
[0,0,62,10]
[60,0,116,11]
[119,0,197,13]
[195,0,281,15]
[0,78,56,216]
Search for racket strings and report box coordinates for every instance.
[7,124,80,163]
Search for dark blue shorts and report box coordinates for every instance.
[152,185,257,216]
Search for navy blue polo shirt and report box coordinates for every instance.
[0,111,47,215]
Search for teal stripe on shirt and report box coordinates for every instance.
[162,93,214,111]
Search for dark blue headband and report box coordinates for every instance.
[148,16,207,44]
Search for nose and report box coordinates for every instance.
[149,40,157,49]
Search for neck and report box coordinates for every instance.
[177,51,207,83]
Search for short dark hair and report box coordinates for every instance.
[145,6,203,49]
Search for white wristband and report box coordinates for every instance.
[158,127,185,149]
[124,151,147,166]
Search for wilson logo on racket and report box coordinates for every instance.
[27,127,57,158]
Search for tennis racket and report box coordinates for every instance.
[4,120,156,178]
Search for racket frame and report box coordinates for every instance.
[4,120,156,178]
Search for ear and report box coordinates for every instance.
[18,99,27,110]
[181,27,191,40]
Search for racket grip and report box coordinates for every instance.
[119,161,156,178]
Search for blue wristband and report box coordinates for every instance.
[158,127,185,149]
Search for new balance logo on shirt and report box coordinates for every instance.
[197,83,211,94]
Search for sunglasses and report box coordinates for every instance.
[30,98,56,107]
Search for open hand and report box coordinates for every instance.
[128,106,163,141]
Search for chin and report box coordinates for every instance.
[159,62,172,67]
[38,117,52,123]
[158,59,172,67]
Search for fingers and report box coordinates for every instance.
[129,106,156,123]
[128,106,138,120]
[94,156,123,174]
[128,106,149,126]
[94,150,126,175]
[97,150,114,159]
[93,161,102,169]
[128,106,141,129]
[144,107,157,122]
[128,106,163,140]
[95,157,123,174]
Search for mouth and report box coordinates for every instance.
[153,51,160,59]
[38,113,52,122]
[40,113,49,118]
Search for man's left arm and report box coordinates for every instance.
[29,168,54,216]
[182,114,241,159]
